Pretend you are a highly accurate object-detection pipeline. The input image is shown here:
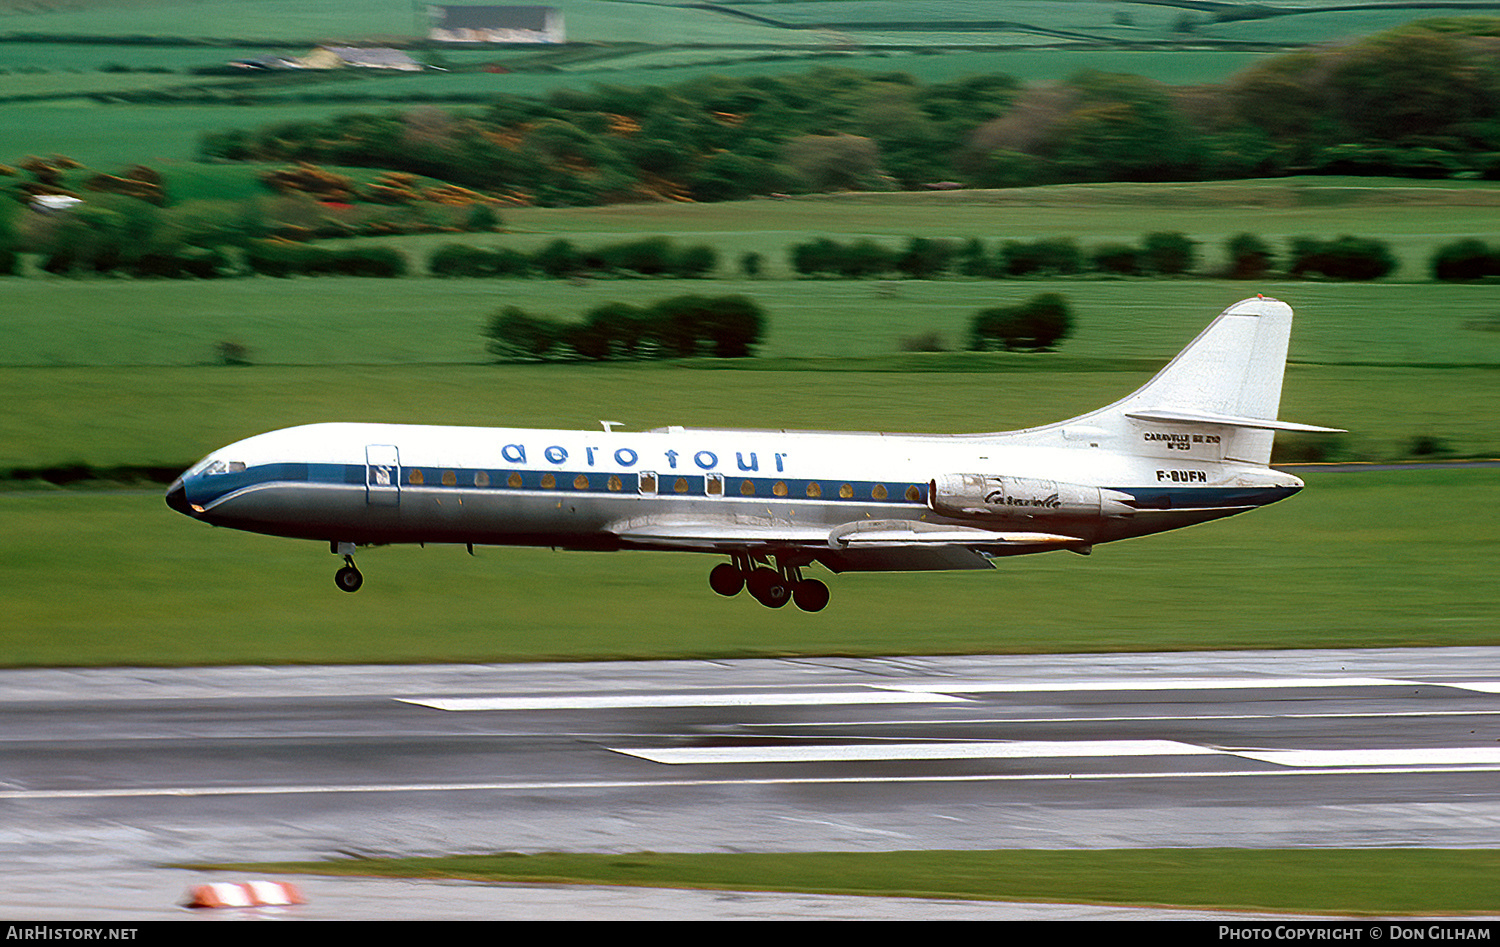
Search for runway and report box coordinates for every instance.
[2,647,1498,919]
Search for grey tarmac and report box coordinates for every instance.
[2,647,1497,921]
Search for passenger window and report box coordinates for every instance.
[410,469,424,485]
[707,473,724,496]
[475,471,490,487]
[872,484,888,500]
[540,473,556,489]
[806,482,821,498]
[574,474,589,490]
[839,484,853,499]
[674,477,689,493]
[639,471,657,494]
[772,481,788,497]
[442,470,457,487]
[740,479,755,496]
[905,485,921,502]
[507,472,522,488]
[607,475,622,492]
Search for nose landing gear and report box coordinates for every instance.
[708,553,829,612]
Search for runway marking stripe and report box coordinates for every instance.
[610,739,1218,765]
[395,678,1500,713]
[1233,747,1500,767]
[1451,681,1500,694]
[881,677,1417,694]
[398,691,969,711]
[7,764,1500,800]
[613,741,1500,768]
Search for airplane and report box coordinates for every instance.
[166,295,1341,612]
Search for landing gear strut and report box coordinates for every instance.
[332,542,363,593]
[708,553,829,612]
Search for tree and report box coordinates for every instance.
[1287,235,1396,280]
[955,238,994,277]
[686,153,788,202]
[836,239,897,278]
[669,243,718,279]
[430,243,493,277]
[998,237,1083,277]
[647,294,766,358]
[782,134,889,192]
[1091,243,1140,276]
[1045,72,1202,183]
[579,301,654,359]
[1431,238,1500,281]
[969,293,1074,352]
[1140,232,1199,275]
[1225,233,1276,280]
[484,306,561,361]
[464,204,501,232]
[532,238,584,278]
[790,237,843,277]
[600,236,675,276]
[895,237,956,279]
[697,295,766,358]
[739,251,764,279]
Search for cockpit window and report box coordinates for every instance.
[202,460,246,476]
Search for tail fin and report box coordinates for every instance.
[1057,297,1341,466]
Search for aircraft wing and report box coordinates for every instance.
[607,516,1088,572]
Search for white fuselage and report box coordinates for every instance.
[170,420,1302,560]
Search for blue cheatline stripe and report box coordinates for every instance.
[192,463,933,506]
[1112,486,1298,510]
[191,464,1294,511]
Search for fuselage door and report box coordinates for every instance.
[366,444,401,506]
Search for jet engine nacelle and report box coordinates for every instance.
[928,473,1135,521]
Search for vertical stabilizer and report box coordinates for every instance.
[1128,296,1293,425]
[1058,297,1341,466]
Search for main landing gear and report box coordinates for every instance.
[709,553,830,612]
[332,542,363,593]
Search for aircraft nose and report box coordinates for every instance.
[165,477,193,516]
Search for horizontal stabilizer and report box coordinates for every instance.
[1126,408,1344,433]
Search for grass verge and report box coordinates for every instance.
[3,468,1495,666]
[186,848,1500,915]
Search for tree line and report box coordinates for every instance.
[432,236,718,279]
[197,20,1500,206]
[485,295,767,362]
[8,225,1500,283]
[482,290,1075,363]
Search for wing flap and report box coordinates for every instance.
[828,519,1086,548]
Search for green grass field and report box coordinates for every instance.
[4,467,1496,666]
[195,848,1500,914]
[2,361,1496,471]
[4,201,1498,465]
[3,190,1496,669]
[6,274,1500,368]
